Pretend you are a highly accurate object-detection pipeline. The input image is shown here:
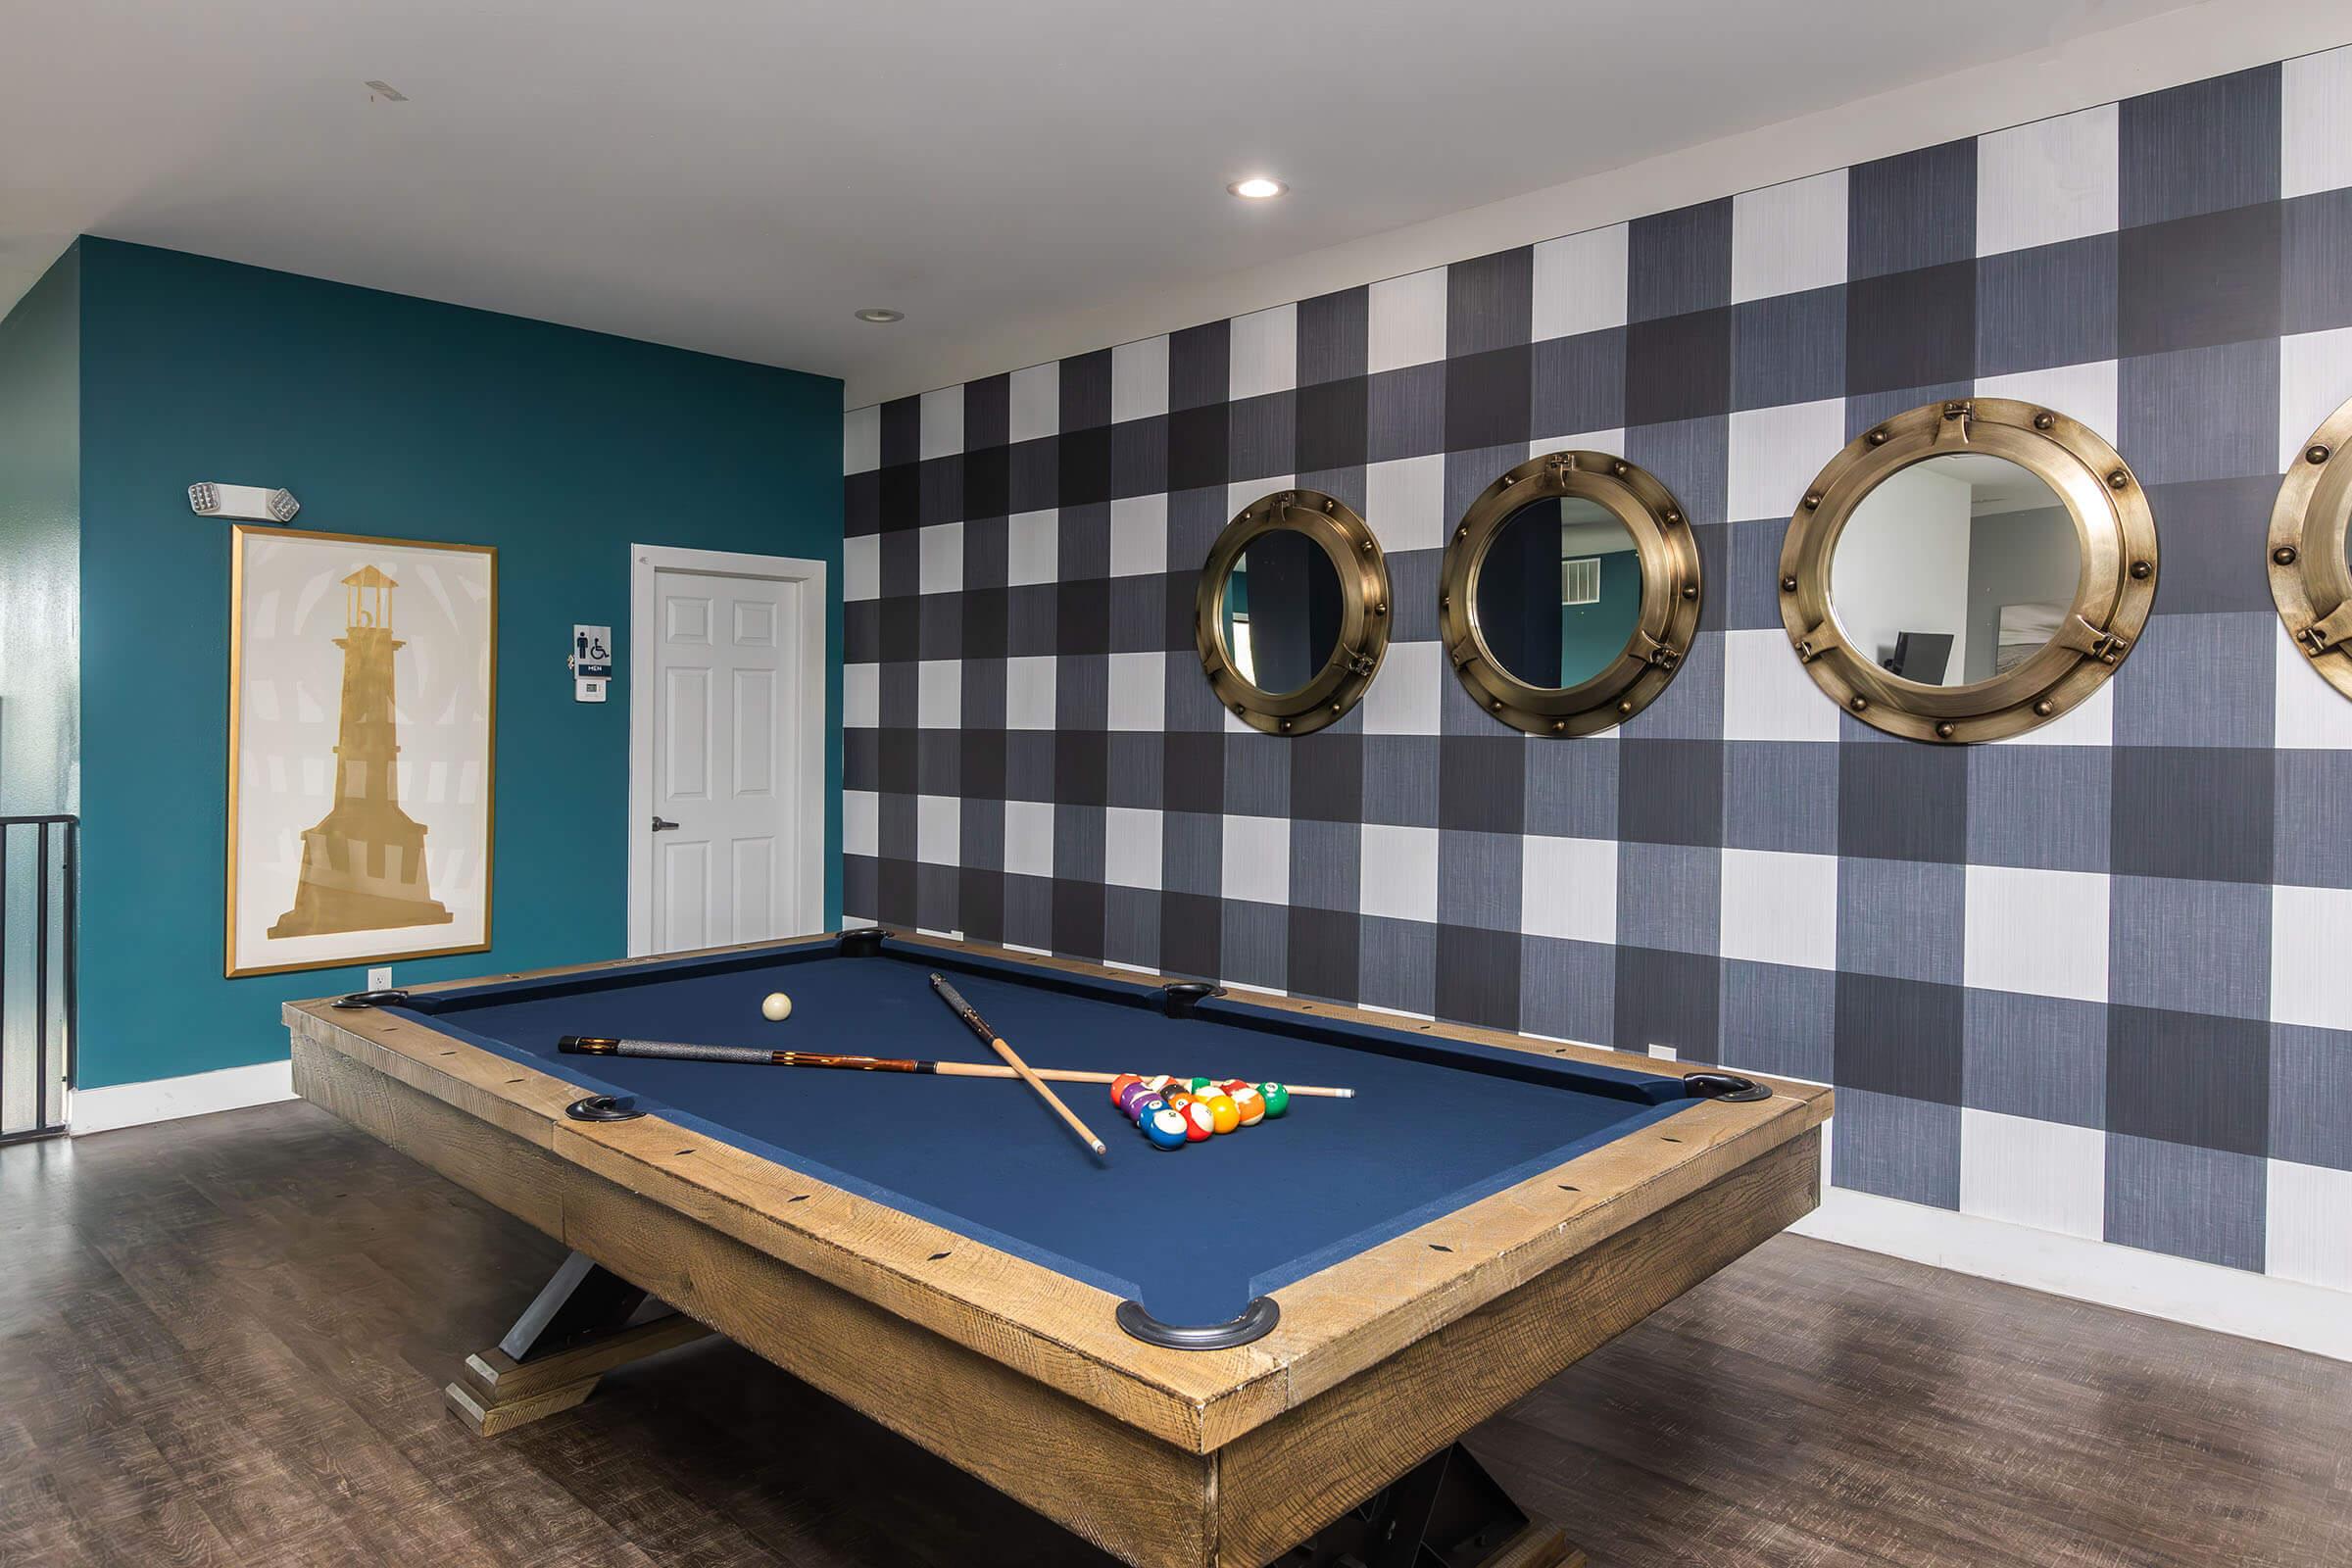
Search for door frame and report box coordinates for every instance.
[627,543,828,957]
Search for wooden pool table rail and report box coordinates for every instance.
[284,929,1829,1568]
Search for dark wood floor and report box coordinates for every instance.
[3,1103,2347,1568]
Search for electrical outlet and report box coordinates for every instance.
[1646,1043,1678,1060]
[368,966,392,991]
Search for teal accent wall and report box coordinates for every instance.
[74,239,843,1088]
[1559,547,1642,685]
[0,245,81,816]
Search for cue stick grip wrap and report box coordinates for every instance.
[928,976,991,1039]
[560,1037,934,1072]
[562,1036,775,1064]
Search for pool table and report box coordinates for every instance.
[284,929,1831,1568]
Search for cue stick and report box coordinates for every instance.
[927,974,1108,1157]
[556,1036,1354,1097]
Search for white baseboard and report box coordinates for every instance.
[70,1057,294,1135]
[1796,1186,2352,1363]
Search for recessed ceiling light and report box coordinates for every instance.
[364,80,408,102]
[855,308,906,324]
[1227,177,1287,200]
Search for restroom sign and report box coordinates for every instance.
[571,624,612,679]
[571,624,613,704]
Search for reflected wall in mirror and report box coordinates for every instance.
[1220,527,1344,697]
[1779,398,2157,744]
[1440,450,1701,737]
[1830,454,2081,687]
[2267,392,2352,704]
[1475,497,1642,692]
[1195,488,1391,736]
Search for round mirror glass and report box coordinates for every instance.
[1473,497,1642,690]
[1831,453,2081,687]
[1219,528,1344,697]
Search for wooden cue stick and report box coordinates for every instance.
[927,974,1108,1157]
[557,1038,1353,1096]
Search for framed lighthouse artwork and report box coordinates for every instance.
[225,525,498,977]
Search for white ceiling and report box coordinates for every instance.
[1,0,2207,403]
[1927,453,2069,514]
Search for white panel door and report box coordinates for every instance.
[650,568,805,953]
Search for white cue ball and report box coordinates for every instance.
[760,992,794,1022]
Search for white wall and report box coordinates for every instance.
[1831,466,1972,679]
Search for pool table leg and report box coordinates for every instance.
[444,1250,713,1437]
[1279,1442,1583,1568]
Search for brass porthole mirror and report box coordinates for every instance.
[1778,398,2157,743]
[2270,393,2352,704]
[1195,488,1391,736]
[1439,450,1701,736]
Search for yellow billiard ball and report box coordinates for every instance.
[760,992,794,1022]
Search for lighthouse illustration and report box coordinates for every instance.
[270,564,453,938]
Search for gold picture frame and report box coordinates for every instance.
[1439,450,1702,736]
[226,524,499,977]
[1776,398,2157,743]
[2269,392,2352,705]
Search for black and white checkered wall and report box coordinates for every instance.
[845,55,2352,1290]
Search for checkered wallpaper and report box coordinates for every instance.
[844,53,2352,1293]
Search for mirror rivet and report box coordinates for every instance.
[1358,537,1372,551]
[2308,444,2331,466]
[1665,511,1682,526]
[1280,719,1293,733]
[2131,560,2152,579]
[2034,412,2054,430]
[1612,461,1629,476]
[1490,699,1503,711]
[1867,429,1887,446]
[1682,583,1698,600]
[1374,602,1388,615]
[1457,525,1469,539]
[1802,492,1821,510]
[1936,722,1955,740]
[1781,576,1798,593]
[1551,719,1567,733]
[2107,470,2129,490]
[2275,545,2300,566]
[2034,699,2055,716]
[1849,696,1869,711]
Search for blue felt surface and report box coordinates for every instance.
[393,940,1700,1329]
